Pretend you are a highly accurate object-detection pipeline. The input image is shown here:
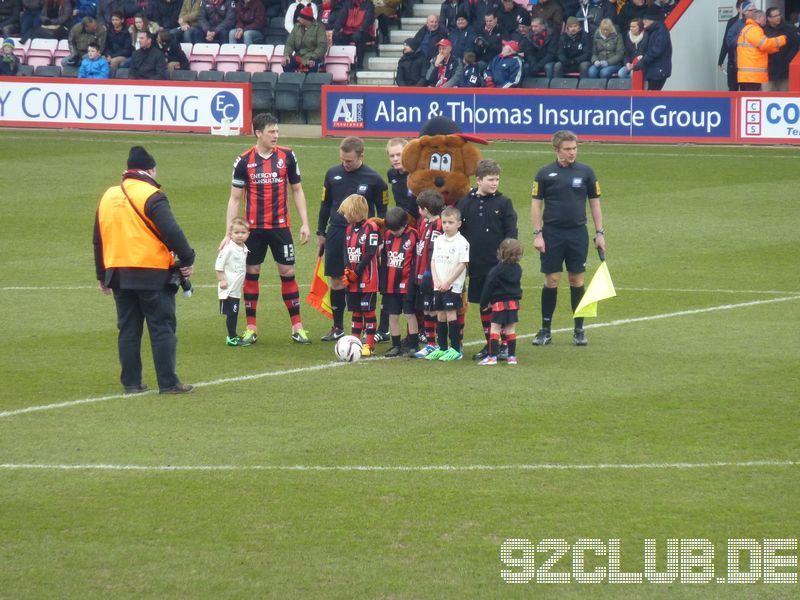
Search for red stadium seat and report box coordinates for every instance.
[25,39,57,67]
[189,42,219,72]
[269,44,284,73]
[215,43,246,72]
[242,44,273,74]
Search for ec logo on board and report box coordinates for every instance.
[211,92,240,123]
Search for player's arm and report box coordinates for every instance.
[589,197,605,252]
[220,186,243,250]
[290,182,310,244]
[442,262,467,291]
[531,197,545,254]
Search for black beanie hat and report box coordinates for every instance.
[127,146,156,170]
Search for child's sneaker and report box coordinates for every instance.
[291,328,311,344]
[439,348,463,361]
[478,355,497,365]
[413,344,438,358]
[361,345,373,357]
[425,348,447,360]
[239,329,257,346]
[506,355,518,365]
[226,336,241,346]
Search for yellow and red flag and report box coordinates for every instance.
[306,256,333,320]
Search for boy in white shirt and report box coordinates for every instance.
[426,206,470,361]
[216,218,250,346]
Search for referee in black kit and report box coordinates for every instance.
[530,130,606,346]
[317,136,388,341]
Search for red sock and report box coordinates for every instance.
[364,310,376,348]
[280,275,302,328]
[480,306,492,342]
[243,273,259,329]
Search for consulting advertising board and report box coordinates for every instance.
[0,77,250,132]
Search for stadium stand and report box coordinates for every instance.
[242,44,274,73]
[198,70,225,81]
[274,71,305,113]
[224,70,251,82]
[251,71,278,111]
[170,69,198,81]
[215,44,246,72]
[521,77,550,89]
[301,71,333,113]
[33,65,61,77]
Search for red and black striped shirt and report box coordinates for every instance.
[232,145,301,230]
[415,216,443,283]
[380,225,418,294]
[344,219,381,293]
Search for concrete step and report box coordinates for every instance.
[379,43,404,58]
[412,3,442,17]
[403,16,428,29]
[355,70,396,85]
[390,30,421,44]
[366,55,400,71]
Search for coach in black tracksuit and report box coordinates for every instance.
[531,130,605,348]
[317,136,388,341]
[456,158,518,360]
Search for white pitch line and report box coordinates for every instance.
[0,460,796,473]
[1,294,798,421]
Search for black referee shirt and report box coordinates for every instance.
[318,163,388,232]
[387,167,419,221]
[532,161,600,228]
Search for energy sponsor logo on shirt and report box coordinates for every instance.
[332,98,365,129]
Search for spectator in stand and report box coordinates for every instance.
[617,16,643,78]
[617,0,645,33]
[413,14,447,61]
[0,37,19,74]
[79,40,109,76]
[485,38,522,87]
[587,16,622,78]
[426,37,461,86]
[718,0,745,91]
[130,29,166,78]
[32,0,73,40]
[228,0,265,44]
[764,6,798,92]
[0,0,20,38]
[285,1,317,33]
[553,15,590,77]
[332,0,375,69]
[395,36,427,86]
[736,9,786,92]
[97,0,135,29]
[70,0,94,24]
[473,11,502,66]
[496,0,526,39]
[104,11,131,73]
[173,0,201,43]
[439,0,465,34]
[450,12,475,59]
[511,9,529,43]
[155,0,182,30]
[157,28,188,69]
[634,9,671,90]
[63,15,106,67]
[522,15,557,79]
[469,0,496,33]
[460,50,484,86]
[560,0,580,19]
[20,0,42,43]
[283,5,327,71]
[530,0,561,32]
[575,0,616,36]
[129,12,158,49]
[374,0,400,44]
[192,0,234,44]
[649,0,678,19]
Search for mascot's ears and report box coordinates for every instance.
[401,136,483,177]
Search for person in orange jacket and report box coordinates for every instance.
[737,9,787,91]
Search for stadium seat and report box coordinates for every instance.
[115,67,130,79]
[269,44,284,73]
[170,69,198,81]
[53,39,71,62]
[301,72,332,113]
[251,71,278,111]
[25,38,57,67]
[17,63,34,76]
[607,77,632,90]
[265,16,288,45]
[215,43,246,72]
[33,64,61,77]
[60,64,79,77]
[197,70,224,81]
[274,71,305,113]
[324,45,355,84]
[180,42,193,58]
[549,77,579,89]
[224,70,251,82]
[521,77,550,89]
[577,78,607,90]
[242,44,273,74]
[10,37,28,62]
[189,43,219,72]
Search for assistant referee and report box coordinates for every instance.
[530,130,606,346]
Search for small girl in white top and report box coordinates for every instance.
[216,217,250,346]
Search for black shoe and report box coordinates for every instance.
[124,384,149,394]
[159,383,194,394]
[497,345,509,361]
[374,331,391,343]
[320,327,344,342]
[532,329,552,346]
[573,328,588,346]
[472,345,490,360]
[384,345,403,357]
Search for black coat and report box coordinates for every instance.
[765,22,800,80]
[637,19,671,81]
[130,44,167,79]
[395,49,427,86]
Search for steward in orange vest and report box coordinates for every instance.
[737,14,786,86]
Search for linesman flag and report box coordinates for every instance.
[306,256,333,320]
[573,252,616,318]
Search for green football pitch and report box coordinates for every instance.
[1,128,798,598]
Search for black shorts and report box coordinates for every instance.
[467,275,486,304]
[540,225,588,274]
[246,228,296,266]
[219,297,240,316]
[432,290,463,312]
[323,227,346,278]
[346,291,377,312]
[382,292,415,315]
[490,300,520,325]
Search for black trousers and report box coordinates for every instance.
[114,287,180,391]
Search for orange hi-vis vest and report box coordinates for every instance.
[97,177,174,270]
[737,19,786,83]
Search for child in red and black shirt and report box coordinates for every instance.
[339,194,381,356]
[379,207,420,357]
[478,238,523,365]
[412,190,445,358]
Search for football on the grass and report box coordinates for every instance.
[335,335,363,362]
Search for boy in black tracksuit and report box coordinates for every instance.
[456,158,518,360]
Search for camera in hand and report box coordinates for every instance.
[170,259,193,298]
